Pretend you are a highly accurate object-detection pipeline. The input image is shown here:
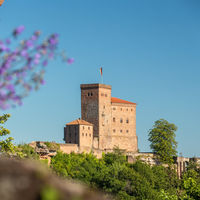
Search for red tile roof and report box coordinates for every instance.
[111,97,136,105]
[66,119,93,126]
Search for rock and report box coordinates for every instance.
[0,158,111,200]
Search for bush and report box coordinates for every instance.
[44,142,60,151]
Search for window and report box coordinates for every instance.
[82,133,84,136]
[120,130,123,133]
[126,130,129,133]
[113,117,116,122]
[131,109,133,111]
[88,92,93,96]
[126,108,128,111]
[89,134,91,137]
[105,94,107,97]
[120,118,123,123]
[126,119,129,123]
[113,107,116,110]
[113,129,116,133]
[83,126,84,130]
[121,108,122,111]
[88,127,90,130]
[86,133,87,136]
[101,93,104,96]
[103,105,105,109]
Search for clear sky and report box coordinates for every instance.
[0,0,200,157]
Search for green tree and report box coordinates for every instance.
[0,114,39,158]
[51,150,167,199]
[148,119,178,165]
[180,161,200,200]
[17,144,39,159]
[0,114,15,154]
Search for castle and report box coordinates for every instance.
[63,83,138,155]
[31,83,196,178]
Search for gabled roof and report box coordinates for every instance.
[66,119,93,126]
[111,97,136,105]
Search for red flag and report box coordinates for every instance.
[100,67,103,76]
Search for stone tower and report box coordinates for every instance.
[81,84,112,150]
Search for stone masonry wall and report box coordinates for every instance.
[79,124,93,149]
[64,125,79,145]
[98,86,112,150]
[60,144,79,154]
[81,84,100,137]
[111,103,138,152]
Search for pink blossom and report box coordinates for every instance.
[67,58,74,64]
[13,25,25,37]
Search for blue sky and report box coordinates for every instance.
[0,0,200,157]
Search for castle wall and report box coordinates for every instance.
[81,84,100,137]
[64,125,79,145]
[98,86,112,150]
[60,144,79,154]
[127,152,159,165]
[93,137,99,149]
[111,103,138,152]
[79,125,93,149]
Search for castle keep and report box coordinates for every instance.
[64,83,138,154]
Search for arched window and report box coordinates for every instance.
[120,118,123,123]
[113,117,116,122]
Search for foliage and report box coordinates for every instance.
[0,113,15,153]
[51,150,180,200]
[40,159,49,166]
[0,114,40,159]
[159,189,178,200]
[0,25,74,110]
[181,161,200,200]
[17,143,39,159]
[40,185,60,200]
[148,119,177,165]
[44,142,60,151]
[152,165,179,194]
